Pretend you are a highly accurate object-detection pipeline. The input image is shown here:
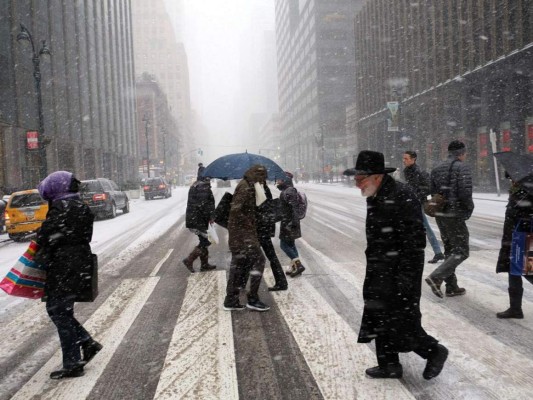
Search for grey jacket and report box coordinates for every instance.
[430,156,474,219]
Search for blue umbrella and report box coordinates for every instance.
[201,152,286,181]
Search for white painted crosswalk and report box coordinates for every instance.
[4,243,533,400]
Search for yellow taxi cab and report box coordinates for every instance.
[5,189,48,241]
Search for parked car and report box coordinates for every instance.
[5,189,48,241]
[80,178,129,219]
[143,177,172,200]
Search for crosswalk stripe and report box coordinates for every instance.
[11,277,159,400]
[264,269,415,400]
[299,240,533,399]
[150,249,174,276]
[153,270,238,400]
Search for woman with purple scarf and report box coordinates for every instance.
[36,171,102,379]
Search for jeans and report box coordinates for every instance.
[422,211,442,255]
[280,239,299,260]
[428,217,469,288]
[46,296,91,368]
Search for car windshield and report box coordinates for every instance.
[81,181,102,192]
[146,178,162,185]
[10,193,46,208]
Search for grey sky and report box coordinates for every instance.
[167,0,276,162]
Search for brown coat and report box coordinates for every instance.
[228,165,267,253]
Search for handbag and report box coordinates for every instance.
[213,192,233,228]
[510,219,533,276]
[0,241,46,299]
[423,160,458,217]
[75,253,98,302]
[207,223,219,245]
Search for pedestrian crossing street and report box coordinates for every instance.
[5,240,533,400]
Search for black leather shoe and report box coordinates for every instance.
[428,253,445,264]
[365,364,403,379]
[425,276,444,298]
[496,308,524,319]
[268,285,288,292]
[82,340,103,364]
[445,287,466,297]
[423,344,448,380]
[50,362,86,380]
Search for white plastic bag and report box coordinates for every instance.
[254,182,267,206]
[207,223,219,244]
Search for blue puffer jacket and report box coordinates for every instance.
[430,156,474,219]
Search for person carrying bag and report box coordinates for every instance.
[36,171,101,380]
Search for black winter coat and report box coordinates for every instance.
[279,185,301,241]
[358,175,428,352]
[185,180,215,232]
[403,164,430,203]
[496,184,533,273]
[35,198,94,298]
[430,156,474,219]
[256,184,276,239]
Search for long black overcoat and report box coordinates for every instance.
[496,183,533,273]
[35,198,94,298]
[357,175,428,352]
[185,180,215,231]
[279,185,301,241]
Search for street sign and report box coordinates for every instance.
[26,131,39,150]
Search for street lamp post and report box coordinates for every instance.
[162,127,167,176]
[142,115,150,177]
[17,23,51,182]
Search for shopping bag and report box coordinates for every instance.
[510,219,533,276]
[207,223,219,245]
[0,241,46,299]
[423,194,447,217]
[75,253,98,302]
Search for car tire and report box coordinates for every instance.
[108,202,117,219]
[122,200,130,214]
[145,195,151,200]
[9,233,22,242]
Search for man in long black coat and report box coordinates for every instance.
[345,150,448,380]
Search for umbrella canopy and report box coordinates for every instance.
[201,152,286,181]
[494,151,533,195]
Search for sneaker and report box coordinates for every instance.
[365,364,403,379]
[445,287,466,297]
[423,344,448,380]
[223,302,246,311]
[246,299,270,312]
[428,253,445,264]
[496,308,524,319]
[425,276,444,298]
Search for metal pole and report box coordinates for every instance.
[144,117,150,178]
[489,129,501,197]
[162,129,167,176]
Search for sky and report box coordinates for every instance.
[165,0,277,162]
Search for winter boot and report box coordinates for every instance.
[285,259,295,275]
[497,288,524,319]
[182,246,203,273]
[199,248,216,271]
[290,259,306,278]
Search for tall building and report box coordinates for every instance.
[274,0,361,175]
[0,0,138,190]
[354,0,533,187]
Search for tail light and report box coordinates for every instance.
[4,211,9,225]
[143,185,150,190]
[158,184,166,189]
[92,193,107,201]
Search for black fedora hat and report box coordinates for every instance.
[343,150,396,176]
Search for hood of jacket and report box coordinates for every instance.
[38,171,80,202]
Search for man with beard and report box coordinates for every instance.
[344,150,448,380]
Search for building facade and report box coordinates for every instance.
[275,0,362,176]
[0,0,138,191]
[354,0,533,188]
